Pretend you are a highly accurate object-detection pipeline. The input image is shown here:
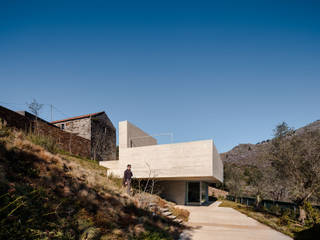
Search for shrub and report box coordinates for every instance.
[170,207,190,222]
[27,134,57,153]
[269,204,281,216]
[304,201,320,226]
[0,118,9,138]
[279,209,292,226]
[107,173,123,188]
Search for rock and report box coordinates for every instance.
[112,228,123,236]
[80,227,101,240]
[134,224,145,235]
[79,189,89,198]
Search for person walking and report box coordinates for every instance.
[123,164,133,195]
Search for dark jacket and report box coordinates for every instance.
[123,169,133,185]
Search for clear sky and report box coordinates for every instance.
[1,0,319,152]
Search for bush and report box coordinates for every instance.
[170,207,190,222]
[269,204,281,216]
[27,134,58,153]
[304,201,320,226]
[279,209,292,226]
[0,119,9,138]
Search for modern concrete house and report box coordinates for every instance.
[100,121,223,205]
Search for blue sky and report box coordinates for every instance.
[1,0,319,152]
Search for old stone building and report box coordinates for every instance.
[51,112,116,161]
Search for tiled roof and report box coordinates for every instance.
[51,111,104,124]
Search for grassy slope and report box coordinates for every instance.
[0,127,185,240]
[219,200,315,239]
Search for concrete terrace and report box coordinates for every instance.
[179,201,292,240]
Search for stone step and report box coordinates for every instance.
[162,211,172,216]
[159,207,170,212]
[174,219,183,224]
[168,215,177,220]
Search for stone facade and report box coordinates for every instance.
[0,106,91,158]
[57,118,91,140]
[52,112,116,161]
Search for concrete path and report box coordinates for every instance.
[179,201,292,240]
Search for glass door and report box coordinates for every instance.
[187,182,200,204]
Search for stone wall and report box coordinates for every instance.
[208,187,228,199]
[55,118,91,140]
[36,121,91,158]
[0,106,31,131]
[0,106,91,158]
[91,114,116,161]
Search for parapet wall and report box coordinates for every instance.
[119,121,157,148]
[0,106,91,158]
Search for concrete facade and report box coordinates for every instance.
[158,181,186,205]
[52,112,116,161]
[100,120,223,205]
[119,120,157,148]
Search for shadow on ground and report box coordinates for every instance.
[294,224,320,240]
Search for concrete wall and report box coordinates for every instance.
[158,181,186,205]
[101,139,222,183]
[119,121,157,148]
[212,143,224,182]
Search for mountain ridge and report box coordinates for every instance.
[220,119,320,165]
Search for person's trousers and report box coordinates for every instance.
[126,180,131,195]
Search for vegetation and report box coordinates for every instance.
[0,125,186,240]
[27,133,58,153]
[169,207,189,222]
[223,121,320,238]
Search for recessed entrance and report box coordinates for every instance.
[187,182,200,204]
[186,181,208,205]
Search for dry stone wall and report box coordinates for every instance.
[0,106,91,158]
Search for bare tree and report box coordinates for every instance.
[26,99,43,134]
[267,123,320,223]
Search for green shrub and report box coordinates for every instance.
[304,201,320,226]
[279,209,292,226]
[269,204,281,216]
[27,134,58,153]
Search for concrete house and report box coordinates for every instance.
[100,121,223,205]
[51,112,116,161]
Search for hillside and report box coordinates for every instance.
[220,119,320,165]
[221,120,320,203]
[0,124,187,240]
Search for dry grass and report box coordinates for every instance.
[170,207,190,222]
[219,200,305,238]
[0,128,186,239]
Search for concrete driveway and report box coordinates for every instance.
[179,201,292,240]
